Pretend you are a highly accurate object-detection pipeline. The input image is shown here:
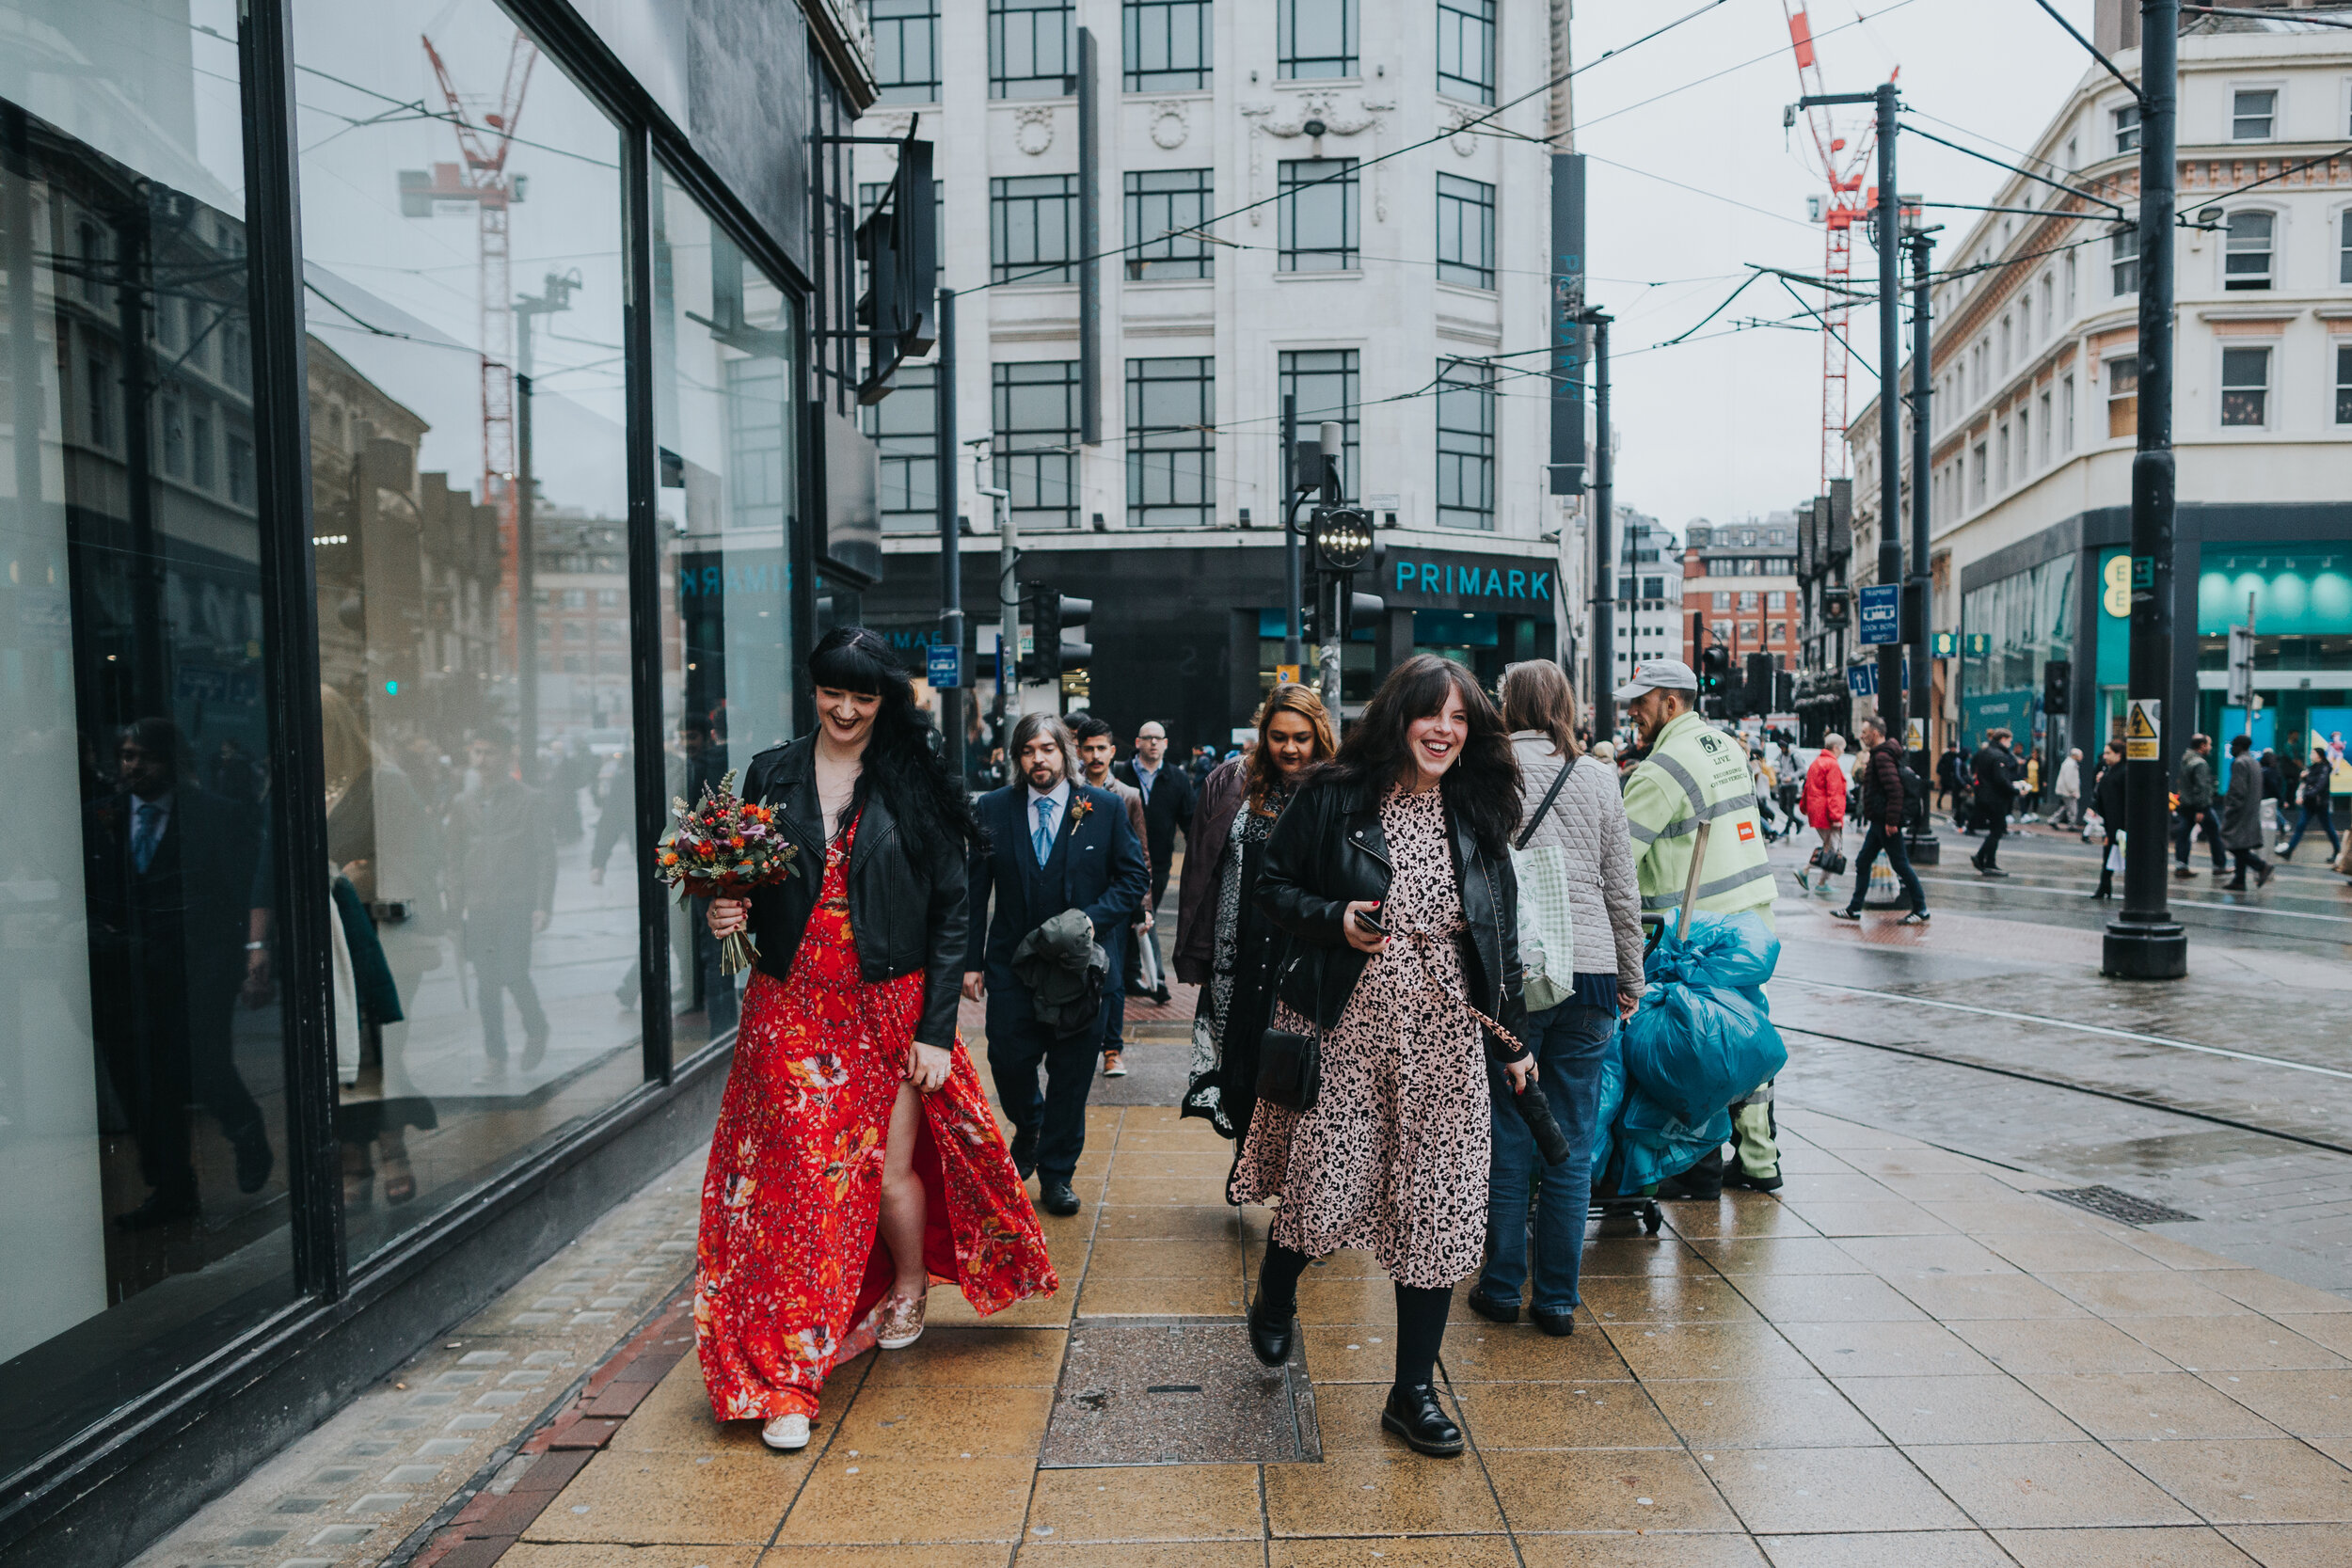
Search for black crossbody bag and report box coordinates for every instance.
[1255,951,1321,1114]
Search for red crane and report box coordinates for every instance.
[405,31,537,666]
[1783,4,1878,491]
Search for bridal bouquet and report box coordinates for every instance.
[655,769,801,974]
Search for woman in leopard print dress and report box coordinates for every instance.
[1234,656,1533,1458]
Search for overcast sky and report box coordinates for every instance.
[1568,0,2100,535]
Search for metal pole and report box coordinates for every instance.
[1282,393,1303,668]
[1313,420,1343,718]
[2105,0,2188,980]
[1588,312,1615,740]
[1905,228,1940,865]
[936,288,963,781]
[1873,82,1905,744]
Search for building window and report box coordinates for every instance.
[1997,421,2010,489]
[991,0,1075,100]
[2335,344,2352,424]
[2114,102,2140,152]
[1280,349,1360,495]
[1767,591,1786,611]
[2064,250,2077,315]
[2106,356,2138,438]
[871,0,940,103]
[84,355,111,448]
[1124,0,1210,91]
[1738,590,1759,611]
[1712,590,1731,611]
[1126,356,1216,528]
[1437,0,1496,104]
[2232,87,2277,141]
[2341,210,2352,284]
[2219,344,2271,427]
[2111,224,2138,295]
[2016,409,2030,478]
[859,180,945,273]
[993,361,1083,529]
[226,434,253,506]
[1999,314,2012,372]
[2037,389,2053,464]
[2039,272,2053,335]
[2224,210,2274,291]
[865,364,938,533]
[1124,169,1215,279]
[1279,159,1359,270]
[1739,621,1759,642]
[1434,173,1495,288]
[191,405,214,490]
[1970,441,1988,504]
[991,174,1079,284]
[1435,359,1495,531]
[2062,373,2076,450]
[1642,576,1666,600]
[1279,0,1357,79]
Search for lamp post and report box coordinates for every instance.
[1311,502,1375,720]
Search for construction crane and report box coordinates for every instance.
[400,31,538,669]
[1782,3,1878,491]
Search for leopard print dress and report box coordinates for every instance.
[1229,784,1489,1288]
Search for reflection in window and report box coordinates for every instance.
[0,0,292,1481]
[866,363,938,532]
[2337,345,2352,425]
[294,0,640,1260]
[993,361,1083,530]
[652,165,799,1053]
[2219,345,2270,427]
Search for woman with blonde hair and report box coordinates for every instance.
[1465,660,1645,1337]
[1174,682,1337,1144]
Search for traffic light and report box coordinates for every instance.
[2042,658,2071,717]
[1743,653,1772,718]
[1774,669,1795,711]
[1697,644,1728,713]
[1024,585,1093,685]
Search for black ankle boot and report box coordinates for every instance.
[1247,1288,1294,1368]
[1381,1383,1464,1457]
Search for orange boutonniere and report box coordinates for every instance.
[1066,796,1093,831]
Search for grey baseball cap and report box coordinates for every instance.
[1613,657,1698,703]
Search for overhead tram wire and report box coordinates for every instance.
[966,0,1742,293]
[1570,0,1930,137]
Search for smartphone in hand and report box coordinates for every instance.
[1353,902,1388,937]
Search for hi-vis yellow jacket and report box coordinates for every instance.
[1623,710,1777,924]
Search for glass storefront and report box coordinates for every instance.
[2193,546,2352,776]
[1960,553,2076,753]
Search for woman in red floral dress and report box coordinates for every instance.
[700,627,1056,1451]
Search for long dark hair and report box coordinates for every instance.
[1316,655,1520,856]
[807,626,981,851]
[1245,682,1337,816]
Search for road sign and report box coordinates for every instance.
[1846,662,1876,697]
[1275,663,1302,685]
[926,642,962,689]
[2124,698,2162,761]
[1906,718,1924,752]
[1856,583,1900,647]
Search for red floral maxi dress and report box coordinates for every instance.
[695,817,1057,1422]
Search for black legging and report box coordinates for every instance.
[1260,1239,1454,1388]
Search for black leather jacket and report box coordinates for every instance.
[1252,773,1529,1062]
[738,736,968,1047]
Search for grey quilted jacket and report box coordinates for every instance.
[1510,732,1646,1001]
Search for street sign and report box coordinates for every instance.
[2124,698,2161,761]
[926,642,962,689]
[1275,663,1302,685]
[1846,663,1876,697]
[1856,583,1900,647]
[1906,718,1924,752]
[1931,630,1956,659]
[1964,632,1991,658]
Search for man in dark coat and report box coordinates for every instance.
[2172,733,2224,877]
[449,725,557,1085]
[1832,714,1927,923]
[87,717,274,1227]
[1114,719,1194,1004]
[1969,728,2022,877]
[964,712,1148,1216]
[2220,732,2274,891]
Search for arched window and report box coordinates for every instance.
[2224,210,2275,291]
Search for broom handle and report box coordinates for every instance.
[1677,818,1712,943]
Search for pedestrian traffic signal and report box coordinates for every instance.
[1743,653,1773,718]
[2042,658,2071,717]
[1026,587,1093,684]
[1698,644,1728,695]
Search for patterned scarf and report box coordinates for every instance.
[1183,788,1288,1134]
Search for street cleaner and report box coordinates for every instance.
[1614,658,1785,1196]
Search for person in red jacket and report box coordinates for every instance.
[1794,735,1849,895]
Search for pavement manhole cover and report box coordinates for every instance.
[1041,1319,1320,1466]
[2040,1185,2201,1226]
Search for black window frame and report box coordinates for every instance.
[1279,347,1359,497]
[1279,157,1359,271]
[1125,356,1216,528]
[871,0,941,103]
[1123,168,1216,280]
[2335,343,2352,425]
[993,359,1084,529]
[991,173,1082,285]
[1278,0,1357,80]
[2219,343,2271,428]
[1437,0,1496,105]
[1435,357,1496,531]
[2111,223,2139,296]
[1124,0,1211,92]
[991,0,1077,100]
[865,362,940,532]
[1435,172,1495,289]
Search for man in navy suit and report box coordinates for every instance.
[962,711,1149,1215]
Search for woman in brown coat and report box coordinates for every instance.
[1233,657,1534,1458]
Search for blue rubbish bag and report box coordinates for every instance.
[1620,911,1788,1128]
[1588,1032,1729,1198]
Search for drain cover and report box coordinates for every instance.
[2040,1185,2201,1226]
[1041,1319,1319,1466]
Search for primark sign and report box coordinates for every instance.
[1385,549,1557,612]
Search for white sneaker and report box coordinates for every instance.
[761,1414,810,1450]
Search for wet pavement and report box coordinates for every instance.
[128,824,2352,1567]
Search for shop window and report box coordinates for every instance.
[991,175,1080,285]
[865,364,938,532]
[2106,356,2139,437]
[1438,0,1496,104]
[0,0,294,1481]
[1279,0,1357,79]
[994,361,1084,529]
[1279,159,1359,271]
[1279,348,1360,495]
[1435,359,1495,531]
[2232,87,2277,141]
[2224,210,2274,291]
[296,0,647,1263]
[1124,168,1216,279]
[2114,102,2140,152]
[991,0,1075,99]
[1126,356,1216,527]
[1125,0,1210,91]
[872,0,940,103]
[2337,344,2352,425]
[2111,223,2138,295]
[1436,174,1496,289]
[2219,344,2271,427]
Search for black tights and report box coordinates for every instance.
[1260,1239,1453,1389]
